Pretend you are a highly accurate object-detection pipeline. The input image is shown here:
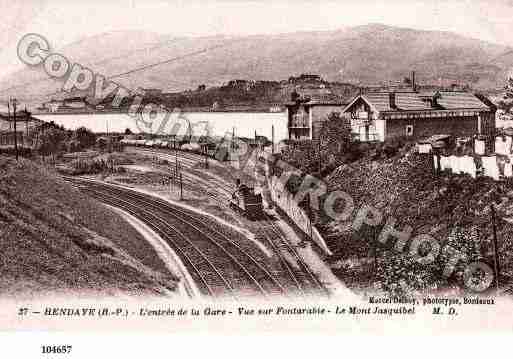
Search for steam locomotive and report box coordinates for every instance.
[229,179,263,220]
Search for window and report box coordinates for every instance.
[406,125,414,137]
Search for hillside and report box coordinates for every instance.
[0,156,178,297]
[2,24,512,103]
[321,151,513,295]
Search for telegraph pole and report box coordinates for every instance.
[318,138,321,176]
[174,140,179,193]
[11,98,19,161]
[491,204,501,294]
[179,171,183,201]
[272,124,275,154]
[106,119,111,153]
[7,100,10,142]
[204,143,209,169]
[25,106,29,147]
[232,127,235,151]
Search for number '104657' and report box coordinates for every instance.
[41,345,72,354]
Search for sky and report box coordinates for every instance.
[1,0,513,80]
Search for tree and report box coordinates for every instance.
[74,126,96,150]
[319,111,352,156]
[500,76,513,113]
[39,127,66,162]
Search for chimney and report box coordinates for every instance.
[389,92,396,109]
[411,71,416,92]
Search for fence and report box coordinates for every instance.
[268,176,333,256]
[433,154,513,180]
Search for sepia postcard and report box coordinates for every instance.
[1,0,513,354]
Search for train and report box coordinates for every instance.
[120,138,176,148]
[229,179,264,220]
[119,137,230,160]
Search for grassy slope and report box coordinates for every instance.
[0,156,178,297]
[323,152,513,294]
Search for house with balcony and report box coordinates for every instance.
[284,93,347,141]
[0,110,42,147]
[342,90,496,144]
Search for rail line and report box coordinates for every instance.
[91,188,231,299]
[128,147,237,194]
[65,177,289,298]
[154,150,326,295]
[113,148,328,296]
[260,212,328,296]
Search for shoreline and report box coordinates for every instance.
[34,109,286,116]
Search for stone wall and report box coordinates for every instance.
[269,176,333,256]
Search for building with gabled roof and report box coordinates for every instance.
[0,111,43,147]
[342,90,496,143]
[0,111,42,132]
[284,93,348,141]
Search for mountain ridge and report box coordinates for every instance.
[2,23,512,102]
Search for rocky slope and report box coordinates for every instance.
[0,156,178,297]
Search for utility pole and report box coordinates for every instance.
[309,194,313,244]
[271,124,275,154]
[10,98,19,161]
[171,144,176,194]
[106,119,111,153]
[6,100,10,148]
[299,193,311,249]
[175,148,179,173]
[204,144,209,169]
[374,227,379,277]
[232,127,235,152]
[25,106,29,147]
[491,204,501,294]
[179,171,183,201]
[41,121,45,162]
[318,138,321,176]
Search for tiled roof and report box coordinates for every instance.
[364,92,431,111]
[396,92,432,110]
[359,91,492,112]
[434,91,490,110]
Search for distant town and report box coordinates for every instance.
[33,72,503,115]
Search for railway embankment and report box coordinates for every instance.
[0,155,179,297]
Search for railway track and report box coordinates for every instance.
[127,147,210,169]
[109,147,328,297]
[146,151,327,296]
[259,213,328,297]
[128,147,237,188]
[65,177,289,299]
[128,147,234,198]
